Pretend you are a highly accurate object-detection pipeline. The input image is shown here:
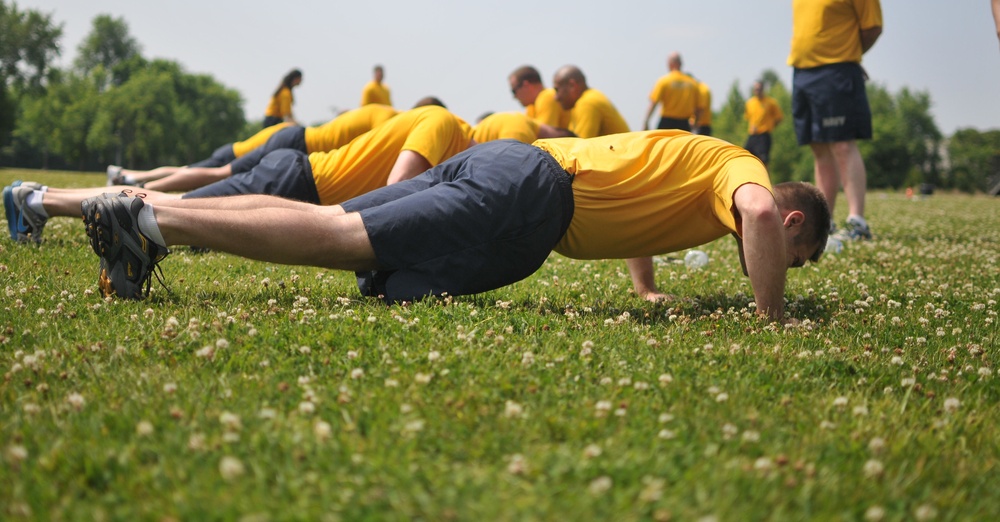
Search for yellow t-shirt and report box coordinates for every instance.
[694,82,712,127]
[360,81,392,106]
[788,0,883,68]
[648,71,701,120]
[472,112,540,144]
[744,96,784,134]
[309,106,472,206]
[526,88,571,129]
[264,87,293,118]
[231,122,294,157]
[533,131,771,259]
[568,89,630,139]
[304,104,398,153]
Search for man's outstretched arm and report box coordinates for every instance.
[732,183,788,321]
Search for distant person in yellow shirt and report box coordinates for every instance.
[743,81,784,168]
[552,65,630,138]
[691,78,713,136]
[74,132,829,327]
[789,0,882,240]
[643,52,700,132]
[361,65,392,107]
[263,69,302,127]
[471,112,575,144]
[508,65,570,128]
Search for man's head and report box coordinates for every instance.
[772,182,831,266]
[509,65,545,108]
[374,65,384,83]
[412,96,446,109]
[752,80,764,98]
[668,52,682,71]
[552,65,588,111]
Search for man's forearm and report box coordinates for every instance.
[860,26,882,53]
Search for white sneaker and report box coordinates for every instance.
[106,165,123,186]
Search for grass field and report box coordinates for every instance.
[1,169,998,521]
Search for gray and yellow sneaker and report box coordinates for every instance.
[3,182,47,242]
[82,193,169,299]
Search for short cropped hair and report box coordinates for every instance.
[772,182,831,261]
[510,65,542,85]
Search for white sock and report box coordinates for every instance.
[122,175,136,185]
[846,215,868,228]
[26,190,49,218]
[136,203,166,247]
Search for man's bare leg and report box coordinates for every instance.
[151,204,373,270]
[121,166,183,184]
[829,140,866,219]
[809,142,840,215]
[40,186,181,218]
[144,165,233,192]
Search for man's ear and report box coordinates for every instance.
[783,210,805,228]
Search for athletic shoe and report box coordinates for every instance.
[844,216,873,240]
[3,184,47,242]
[106,165,123,186]
[82,194,169,299]
[81,192,129,256]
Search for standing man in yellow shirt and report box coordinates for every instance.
[508,65,570,129]
[552,65,630,139]
[361,65,392,107]
[743,81,784,168]
[789,0,882,240]
[643,52,700,132]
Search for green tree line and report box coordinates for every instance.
[1,2,245,171]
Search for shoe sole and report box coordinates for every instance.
[87,197,166,300]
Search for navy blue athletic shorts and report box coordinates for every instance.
[340,140,575,303]
[189,144,237,169]
[792,62,872,145]
[182,149,320,203]
[657,117,692,132]
[744,133,772,164]
[229,126,307,174]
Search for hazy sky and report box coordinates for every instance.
[15,0,1000,135]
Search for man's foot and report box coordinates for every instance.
[106,165,123,186]
[82,194,169,299]
[844,216,872,240]
[3,183,47,243]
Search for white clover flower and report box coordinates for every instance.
[753,457,774,472]
[943,397,960,413]
[588,476,613,495]
[195,346,214,359]
[741,430,760,442]
[504,400,524,419]
[658,373,674,385]
[298,345,312,355]
[136,420,154,437]
[6,445,28,462]
[163,382,178,394]
[833,396,849,409]
[219,412,242,430]
[258,408,277,420]
[384,378,399,388]
[414,373,433,384]
[216,338,230,349]
[863,459,884,478]
[314,420,332,440]
[901,378,916,388]
[219,456,245,481]
[715,393,729,403]
[66,392,85,410]
[658,429,677,440]
[427,351,441,362]
[658,413,675,423]
[914,504,937,521]
[350,368,364,380]
[188,433,206,451]
[853,405,870,417]
[583,444,602,458]
[721,423,738,439]
[890,356,903,365]
[299,401,316,415]
[507,454,527,475]
[864,505,886,521]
